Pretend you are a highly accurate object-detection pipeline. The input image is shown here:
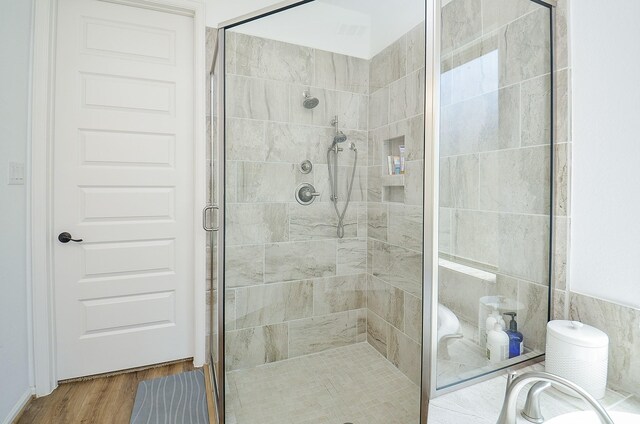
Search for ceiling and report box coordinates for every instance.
[205,0,425,59]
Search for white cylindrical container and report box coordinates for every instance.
[546,320,609,399]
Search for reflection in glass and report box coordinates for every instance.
[436,0,552,389]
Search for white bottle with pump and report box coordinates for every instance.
[483,308,501,348]
[487,323,509,363]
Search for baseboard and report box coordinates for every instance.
[2,387,34,424]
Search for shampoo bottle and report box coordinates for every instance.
[503,312,524,358]
[486,323,509,363]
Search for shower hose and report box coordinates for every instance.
[327,145,358,238]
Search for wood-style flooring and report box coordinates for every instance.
[16,361,198,424]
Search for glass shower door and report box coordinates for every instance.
[434,0,553,389]
[219,1,427,422]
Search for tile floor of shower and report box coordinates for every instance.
[224,334,543,424]
[225,343,420,424]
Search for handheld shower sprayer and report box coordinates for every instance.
[329,116,348,148]
[327,116,358,238]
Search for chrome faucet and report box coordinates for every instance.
[496,371,614,424]
[521,381,551,423]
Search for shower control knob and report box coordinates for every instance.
[295,183,320,205]
[300,160,313,174]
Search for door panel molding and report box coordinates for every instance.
[30,0,205,395]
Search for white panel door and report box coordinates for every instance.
[53,0,195,379]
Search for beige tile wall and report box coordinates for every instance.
[211,24,429,382]
[568,293,640,396]
[220,31,370,372]
[210,23,426,386]
[366,22,426,386]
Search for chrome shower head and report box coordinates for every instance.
[303,90,319,109]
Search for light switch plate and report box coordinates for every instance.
[8,162,25,185]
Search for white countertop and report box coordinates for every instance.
[428,362,640,423]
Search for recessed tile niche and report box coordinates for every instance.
[382,135,406,203]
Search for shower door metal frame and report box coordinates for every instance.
[214,27,226,423]
[421,0,439,420]
[211,0,557,422]
[206,27,221,423]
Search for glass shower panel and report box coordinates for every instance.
[222,1,426,422]
[436,0,552,389]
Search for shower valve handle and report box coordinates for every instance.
[302,188,321,199]
[295,183,320,205]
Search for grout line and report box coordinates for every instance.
[228,272,366,291]
[226,72,368,97]
[440,142,566,160]
[432,206,552,219]
[518,78,523,147]
[227,114,366,132]
[335,236,339,278]
[441,71,553,111]
[228,307,367,336]
[607,393,635,411]
[226,109,423,134]
[480,0,485,36]
[404,32,409,79]
[442,6,544,63]
[287,318,290,359]
[312,47,316,88]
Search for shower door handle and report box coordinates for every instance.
[202,205,219,232]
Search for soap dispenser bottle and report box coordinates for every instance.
[503,312,524,358]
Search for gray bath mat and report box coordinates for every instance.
[130,369,209,424]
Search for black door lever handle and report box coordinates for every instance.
[58,232,83,243]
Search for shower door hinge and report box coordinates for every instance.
[202,205,219,231]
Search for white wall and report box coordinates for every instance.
[570,0,640,309]
[205,0,425,59]
[0,0,34,420]
[227,1,373,59]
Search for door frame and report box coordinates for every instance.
[30,0,207,396]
